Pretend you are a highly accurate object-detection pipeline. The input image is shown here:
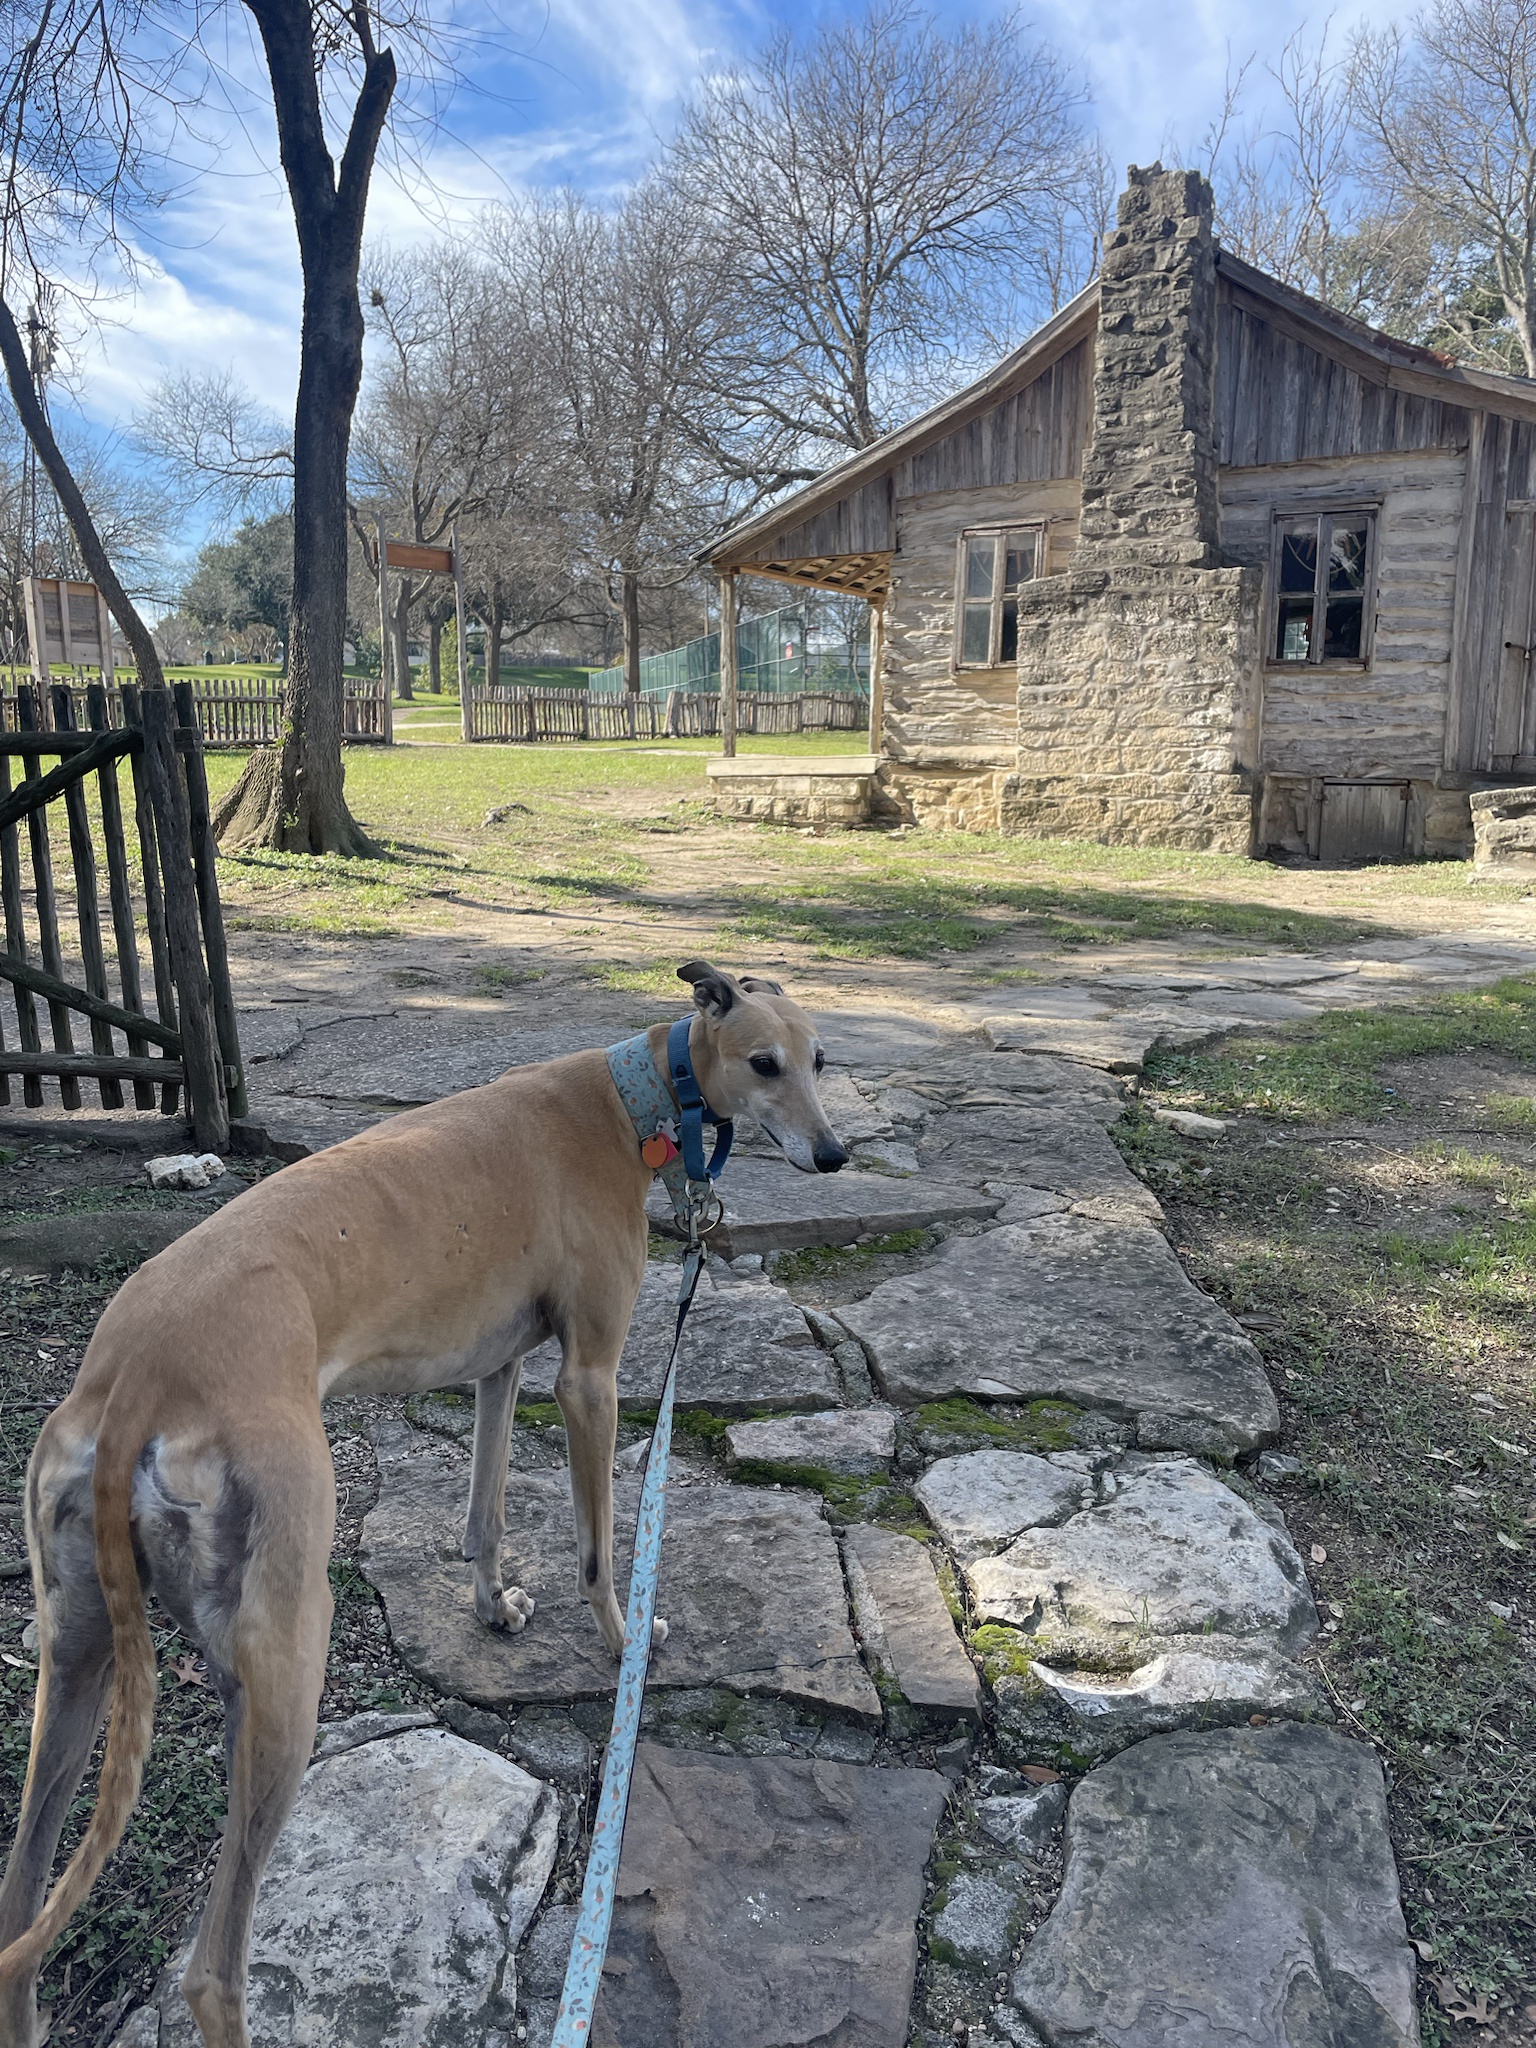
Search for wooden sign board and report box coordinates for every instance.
[382,541,454,576]
[23,576,115,677]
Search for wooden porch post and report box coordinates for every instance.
[719,571,738,758]
[867,597,886,756]
[375,514,393,716]
[453,523,473,742]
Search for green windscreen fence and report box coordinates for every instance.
[591,598,870,698]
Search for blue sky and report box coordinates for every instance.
[53,0,1405,516]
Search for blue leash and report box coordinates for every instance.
[550,1024,725,2046]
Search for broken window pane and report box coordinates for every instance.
[1000,600,1019,663]
[1328,524,1368,592]
[1324,595,1364,659]
[1278,526,1317,594]
[1272,513,1373,664]
[1003,535,1036,592]
[1276,597,1313,661]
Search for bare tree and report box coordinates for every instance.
[667,1,1093,470]
[1353,0,1536,373]
[135,370,294,523]
[483,181,729,695]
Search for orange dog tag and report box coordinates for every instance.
[641,1132,678,1168]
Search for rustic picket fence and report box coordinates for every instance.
[2,675,393,748]
[462,684,868,743]
[0,680,245,1149]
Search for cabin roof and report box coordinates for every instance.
[701,251,1536,579]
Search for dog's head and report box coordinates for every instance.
[679,960,849,1175]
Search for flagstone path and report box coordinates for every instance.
[104,932,1519,2048]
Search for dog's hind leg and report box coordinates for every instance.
[176,1427,334,2048]
[0,1443,113,2045]
[463,1358,534,1631]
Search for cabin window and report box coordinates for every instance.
[1270,510,1377,666]
[956,526,1043,667]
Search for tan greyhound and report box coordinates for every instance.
[0,961,848,2048]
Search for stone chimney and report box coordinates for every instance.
[1078,164,1221,571]
[1004,165,1261,853]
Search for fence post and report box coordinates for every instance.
[719,572,738,758]
[375,514,394,727]
[138,688,229,1150]
[173,682,248,1119]
[453,524,473,742]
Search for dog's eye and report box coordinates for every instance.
[813,1048,825,1073]
[750,1054,781,1078]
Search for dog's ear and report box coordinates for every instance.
[739,975,784,996]
[677,959,738,1018]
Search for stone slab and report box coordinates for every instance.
[726,1407,897,1476]
[882,1053,1126,1123]
[0,1208,198,1276]
[810,1011,958,1071]
[975,1782,1068,1855]
[914,1451,1094,1560]
[980,1017,1191,1072]
[1010,1724,1419,2048]
[360,1453,881,1719]
[649,1157,1001,1256]
[843,1523,982,1718]
[144,1728,559,2048]
[966,1455,1317,1653]
[1164,990,1323,1026]
[235,1006,307,1063]
[994,1644,1330,1766]
[264,1016,615,1105]
[837,1216,1280,1457]
[593,1744,949,2048]
[916,1107,1160,1215]
[521,1261,839,1414]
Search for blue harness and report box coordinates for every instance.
[605,1017,733,1222]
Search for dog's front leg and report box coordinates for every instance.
[555,1349,668,1659]
[463,1358,535,1632]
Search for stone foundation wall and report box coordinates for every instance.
[1467,786,1536,876]
[877,765,1007,833]
[1259,776,1473,861]
[708,763,878,827]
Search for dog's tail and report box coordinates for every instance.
[0,1402,156,1992]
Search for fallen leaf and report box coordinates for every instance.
[1410,1939,1435,1962]
[1495,1532,1525,1553]
[1018,1765,1061,1784]
[169,1654,207,1688]
[1248,1714,1270,1727]
[1310,1543,1327,1564]
[1432,1976,1494,2024]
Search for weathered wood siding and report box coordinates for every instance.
[1220,448,1467,776]
[1217,290,1472,467]
[754,337,1093,567]
[885,479,1080,769]
[1445,413,1536,771]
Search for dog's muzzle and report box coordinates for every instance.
[813,1137,850,1174]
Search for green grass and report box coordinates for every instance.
[1142,976,1536,1124]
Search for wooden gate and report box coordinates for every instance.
[1316,779,1410,862]
[0,680,245,1149]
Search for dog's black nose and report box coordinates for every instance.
[813,1138,850,1174]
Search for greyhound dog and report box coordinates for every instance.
[0,961,847,2048]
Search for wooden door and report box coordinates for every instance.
[1317,780,1409,862]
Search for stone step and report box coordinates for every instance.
[843,1523,982,1720]
[1007,1724,1419,2048]
[648,1157,1000,1256]
[361,1438,881,1720]
[528,1744,949,2048]
[914,1105,1160,1217]
[521,1260,841,1414]
[836,1214,1279,1458]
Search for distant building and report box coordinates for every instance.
[704,164,1536,861]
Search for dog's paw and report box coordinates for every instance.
[652,1615,669,1647]
[478,1584,535,1632]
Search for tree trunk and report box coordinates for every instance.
[0,293,168,689]
[391,579,414,702]
[487,603,505,691]
[427,615,443,693]
[232,0,395,855]
[621,568,642,695]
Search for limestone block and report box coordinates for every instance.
[725,1407,898,1477]
[647,1157,1001,1257]
[843,1523,982,1718]
[1010,1724,1419,2048]
[964,1456,1317,1654]
[594,1746,948,2048]
[144,1728,559,2048]
[914,1450,1093,1560]
[836,1215,1279,1457]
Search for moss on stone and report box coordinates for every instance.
[968,1623,1038,1686]
[913,1395,1083,1453]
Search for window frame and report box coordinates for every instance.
[1266,504,1380,671]
[953,523,1047,670]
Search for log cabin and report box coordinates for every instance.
[701,164,1536,862]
